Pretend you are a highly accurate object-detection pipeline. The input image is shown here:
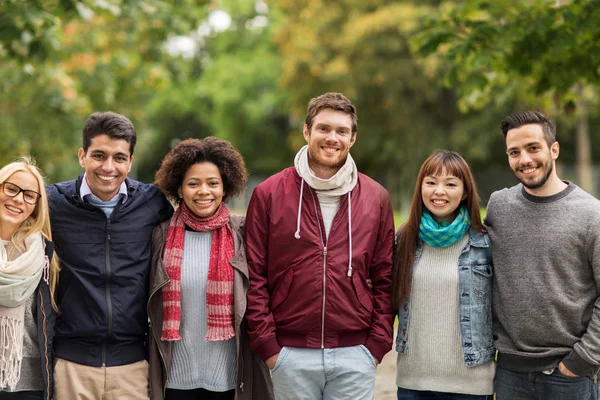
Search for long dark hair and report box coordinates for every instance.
[391,150,483,309]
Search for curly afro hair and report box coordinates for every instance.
[154,137,248,204]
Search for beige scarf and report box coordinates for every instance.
[0,232,46,390]
[294,145,357,195]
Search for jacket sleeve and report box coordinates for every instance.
[364,191,395,362]
[563,217,600,376]
[146,185,174,224]
[244,186,280,362]
[156,193,174,223]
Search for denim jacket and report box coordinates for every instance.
[395,227,494,367]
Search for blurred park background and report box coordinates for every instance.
[2,0,600,215]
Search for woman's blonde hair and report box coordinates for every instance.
[0,157,60,310]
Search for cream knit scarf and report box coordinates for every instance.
[294,145,357,195]
[0,232,46,390]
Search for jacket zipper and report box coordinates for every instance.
[148,274,171,396]
[321,247,328,348]
[308,189,328,348]
[39,287,50,400]
[232,229,245,393]
[238,340,244,393]
[103,219,113,367]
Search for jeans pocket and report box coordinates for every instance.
[357,345,376,369]
[555,368,586,380]
[270,346,291,374]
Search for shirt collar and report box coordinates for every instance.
[80,173,128,203]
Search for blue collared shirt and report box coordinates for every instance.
[80,173,128,218]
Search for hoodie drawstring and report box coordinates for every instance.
[347,192,353,277]
[294,179,353,278]
[294,179,304,239]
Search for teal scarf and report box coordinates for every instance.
[419,206,470,248]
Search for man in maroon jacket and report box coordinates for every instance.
[245,92,395,400]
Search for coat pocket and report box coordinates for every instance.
[352,272,373,313]
[270,268,294,312]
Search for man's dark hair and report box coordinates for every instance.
[305,92,357,134]
[501,111,556,147]
[154,137,248,204]
[82,111,137,155]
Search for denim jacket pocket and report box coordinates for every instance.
[472,264,492,299]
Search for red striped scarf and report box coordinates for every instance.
[161,201,235,341]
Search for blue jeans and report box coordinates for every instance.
[495,367,598,400]
[270,345,376,400]
[396,387,491,400]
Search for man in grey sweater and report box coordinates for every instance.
[485,111,600,399]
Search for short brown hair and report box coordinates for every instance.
[305,92,357,134]
[501,111,556,147]
[154,137,248,204]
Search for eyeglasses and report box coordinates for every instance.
[1,182,41,205]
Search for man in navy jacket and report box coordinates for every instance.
[47,112,172,399]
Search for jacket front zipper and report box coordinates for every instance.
[103,219,113,367]
[38,287,50,400]
[309,189,328,348]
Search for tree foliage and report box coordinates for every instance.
[413,0,600,194]
[0,0,210,181]
[274,0,490,206]
[414,0,600,108]
[136,0,292,183]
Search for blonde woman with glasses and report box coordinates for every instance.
[0,158,59,400]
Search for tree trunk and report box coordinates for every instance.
[576,83,594,196]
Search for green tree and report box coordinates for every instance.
[138,0,292,183]
[414,0,600,194]
[274,0,484,208]
[0,0,210,182]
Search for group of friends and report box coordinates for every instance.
[0,92,598,400]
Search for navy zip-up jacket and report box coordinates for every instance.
[47,176,173,367]
[36,240,56,400]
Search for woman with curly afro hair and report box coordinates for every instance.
[148,137,273,400]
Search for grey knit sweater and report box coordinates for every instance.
[167,231,237,391]
[485,182,600,376]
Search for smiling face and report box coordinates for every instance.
[78,134,133,201]
[421,173,466,224]
[506,123,559,194]
[303,108,356,179]
[0,171,40,240]
[178,162,225,219]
